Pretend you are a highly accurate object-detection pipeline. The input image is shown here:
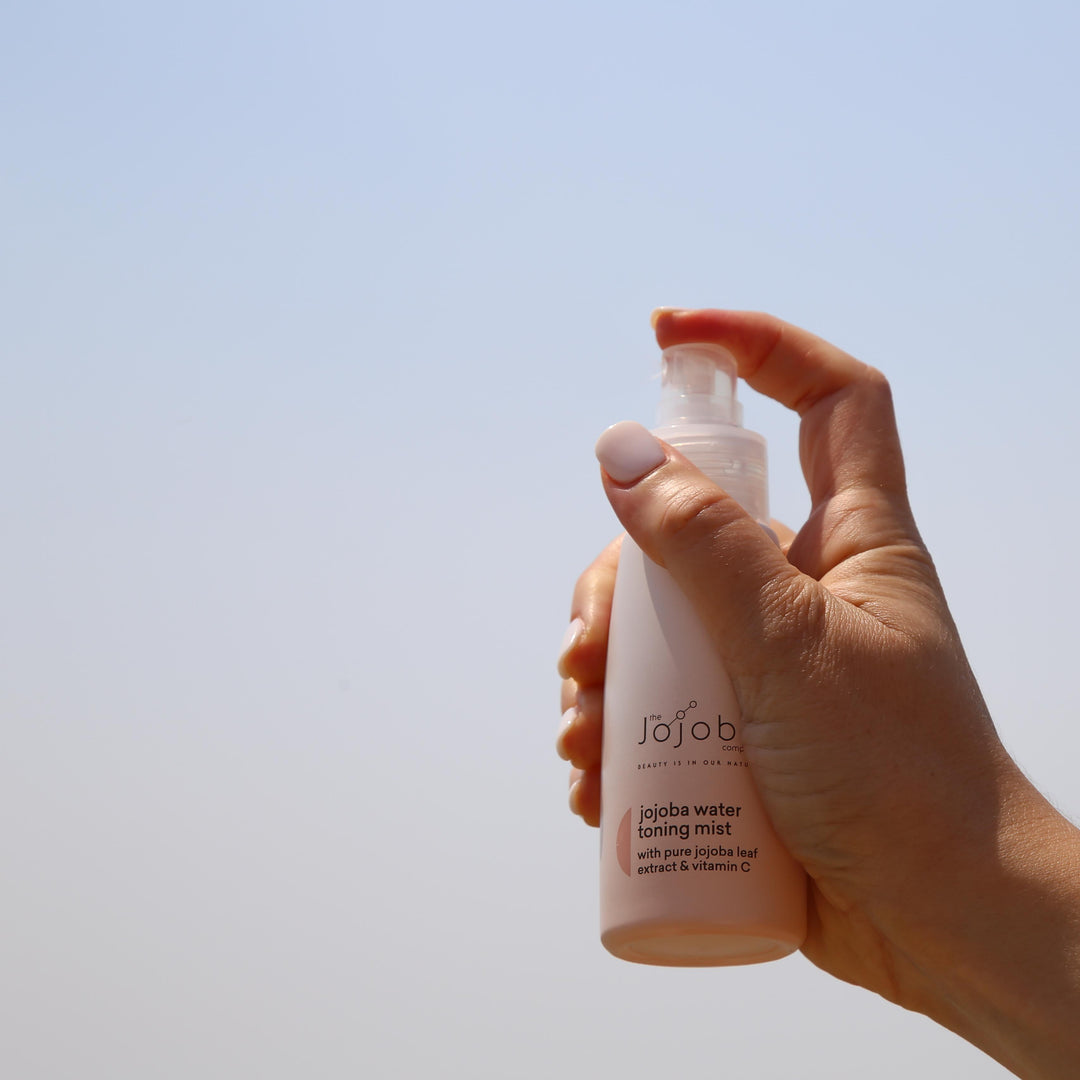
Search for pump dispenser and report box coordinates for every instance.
[599,343,807,966]
[654,343,766,518]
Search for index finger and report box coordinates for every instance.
[653,309,908,505]
[654,309,866,413]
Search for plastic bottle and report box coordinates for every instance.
[599,342,807,966]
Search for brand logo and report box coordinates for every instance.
[636,700,736,749]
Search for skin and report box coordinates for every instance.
[557,309,1080,1079]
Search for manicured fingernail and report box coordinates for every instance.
[557,618,585,676]
[595,421,667,484]
[556,707,577,760]
[650,307,685,328]
[568,772,584,815]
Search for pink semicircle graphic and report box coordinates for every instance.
[616,809,632,877]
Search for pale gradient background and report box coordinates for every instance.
[3,2,1079,1077]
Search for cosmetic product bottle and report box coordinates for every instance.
[599,343,807,966]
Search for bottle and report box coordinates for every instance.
[599,342,807,966]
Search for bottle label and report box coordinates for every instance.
[609,694,758,879]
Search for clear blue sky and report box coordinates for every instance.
[3,2,1079,1076]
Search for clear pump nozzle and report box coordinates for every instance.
[651,342,766,521]
[657,343,743,428]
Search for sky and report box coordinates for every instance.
[3,1,1080,1077]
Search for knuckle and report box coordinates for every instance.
[859,364,894,407]
[654,484,744,559]
[861,363,891,391]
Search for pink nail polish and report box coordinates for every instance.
[568,774,584,815]
[650,307,686,329]
[595,421,667,484]
[556,707,577,760]
[557,618,585,676]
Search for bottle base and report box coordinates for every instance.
[602,920,803,967]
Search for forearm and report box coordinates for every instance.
[894,769,1080,1078]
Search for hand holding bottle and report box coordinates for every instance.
[557,309,1080,1079]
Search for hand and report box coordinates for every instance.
[557,309,1080,1080]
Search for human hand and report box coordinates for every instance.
[557,310,1080,1079]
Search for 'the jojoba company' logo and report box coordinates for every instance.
[637,700,736,749]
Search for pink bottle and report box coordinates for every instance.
[599,343,807,966]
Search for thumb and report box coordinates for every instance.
[595,420,810,678]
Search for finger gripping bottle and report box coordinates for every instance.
[599,343,807,966]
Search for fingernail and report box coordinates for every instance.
[568,772,584,815]
[557,617,585,676]
[650,306,685,329]
[556,707,577,760]
[595,421,667,484]
[758,521,780,546]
